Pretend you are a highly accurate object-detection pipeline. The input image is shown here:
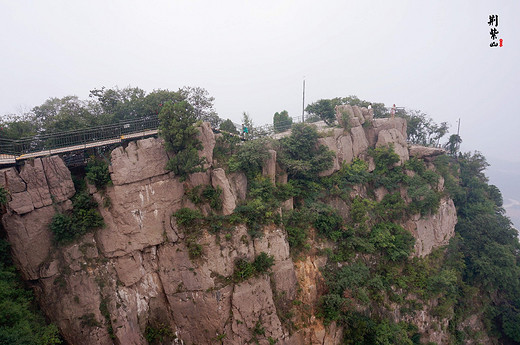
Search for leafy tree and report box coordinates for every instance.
[0,113,37,139]
[305,99,339,125]
[219,119,238,134]
[401,110,449,146]
[445,134,462,155]
[228,138,270,179]
[279,123,334,180]
[180,86,221,127]
[32,96,96,133]
[273,110,292,133]
[159,100,206,180]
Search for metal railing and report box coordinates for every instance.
[0,116,160,162]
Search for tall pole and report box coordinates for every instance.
[302,78,306,123]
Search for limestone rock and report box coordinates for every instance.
[376,128,409,164]
[110,137,169,186]
[19,158,52,209]
[42,156,75,202]
[211,168,236,215]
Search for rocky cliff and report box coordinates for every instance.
[1,106,461,344]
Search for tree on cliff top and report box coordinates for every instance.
[273,110,292,133]
[158,100,205,180]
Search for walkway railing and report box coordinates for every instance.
[0,116,160,164]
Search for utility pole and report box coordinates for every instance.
[302,78,305,123]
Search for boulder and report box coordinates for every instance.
[211,168,236,215]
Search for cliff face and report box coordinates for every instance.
[1,107,460,345]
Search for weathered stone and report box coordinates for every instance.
[228,171,247,201]
[96,177,184,257]
[211,168,236,215]
[255,228,297,298]
[115,252,146,286]
[2,167,26,192]
[350,126,369,157]
[42,156,75,202]
[409,145,446,160]
[110,137,169,186]
[361,107,374,122]
[19,158,52,208]
[337,133,354,165]
[407,197,457,257]
[352,105,365,125]
[376,128,409,164]
[231,277,286,342]
[2,205,55,280]
[262,149,277,183]
[318,137,340,176]
[372,117,407,139]
[197,122,216,168]
[9,191,34,214]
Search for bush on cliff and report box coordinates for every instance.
[50,192,104,244]
[159,100,206,180]
[85,157,111,189]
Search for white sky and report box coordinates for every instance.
[1,0,519,219]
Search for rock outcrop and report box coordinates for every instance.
[0,119,460,345]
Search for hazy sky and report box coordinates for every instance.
[1,0,519,224]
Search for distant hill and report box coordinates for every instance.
[487,157,520,231]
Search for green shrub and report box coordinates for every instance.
[279,123,335,180]
[228,139,270,179]
[85,158,111,189]
[233,252,275,282]
[50,192,104,244]
[370,222,414,261]
[0,186,8,206]
[233,258,255,281]
[172,208,203,229]
[376,193,406,221]
[319,294,344,323]
[145,323,174,344]
[201,185,223,211]
[252,252,275,273]
[314,207,344,241]
[159,100,206,180]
